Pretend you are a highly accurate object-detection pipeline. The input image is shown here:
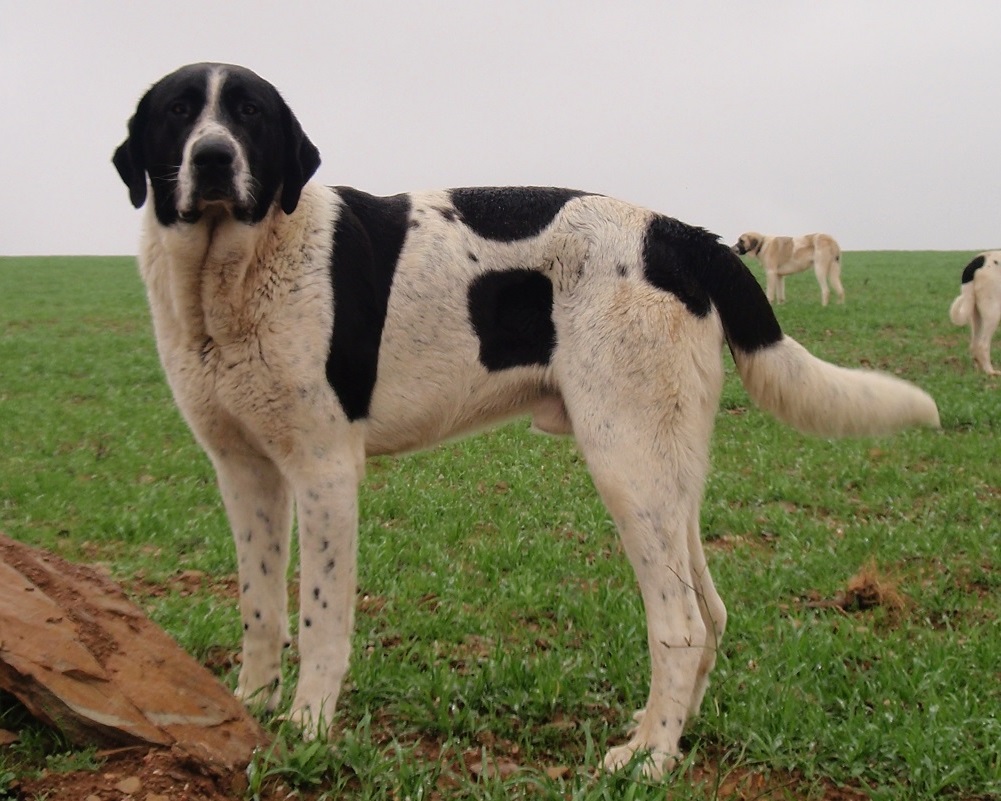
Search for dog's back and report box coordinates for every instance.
[767,233,839,271]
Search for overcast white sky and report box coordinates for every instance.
[3,1,1001,255]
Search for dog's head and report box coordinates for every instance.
[731,232,762,257]
[113,63,321,226]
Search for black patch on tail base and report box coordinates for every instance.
[326,187,411,420]
[468,269,556,370]
[449,187,588,242]
[642,214,782,353]
[961,254,986,284]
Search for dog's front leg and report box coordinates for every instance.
[765,269,779,303]
[211,443,294,712]
[286,437,365,736]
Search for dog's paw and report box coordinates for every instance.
[278,703,335,740]
[625,708,646,736]
[602,742,678,780]
[236,668,282,712]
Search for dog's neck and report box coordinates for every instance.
[140,200,281,347]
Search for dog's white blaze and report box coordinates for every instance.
[176,67,253,215]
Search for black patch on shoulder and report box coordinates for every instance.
[326,187,412,420]
[642,215,781,353]
[468,269,556,370]
[961,254,986,284]
[449,187,588,242]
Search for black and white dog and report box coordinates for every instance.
[113,63,939,778]
[949,251,1001,375]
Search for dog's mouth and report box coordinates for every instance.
[178,182,250,223]
[198,185,234,202]
[178,193,235,223]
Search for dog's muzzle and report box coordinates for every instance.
[191,136,238,201]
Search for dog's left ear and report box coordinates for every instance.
[279,102,321,215]
[112,93,150,208]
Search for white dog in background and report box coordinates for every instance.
[949,251,1001,375]
[732,232,845,306]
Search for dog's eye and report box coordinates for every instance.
[240,102,259,117]
[170,101,190,117]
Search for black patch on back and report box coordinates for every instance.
[450,187,588,241]
[961,254,986,284]
[468,269,556,370]
[326,187,411,420]
[642,215,782,353]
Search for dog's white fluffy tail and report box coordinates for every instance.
[949,283,974,326]
[732,336,940,437]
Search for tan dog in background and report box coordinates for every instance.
[732,232,844,305]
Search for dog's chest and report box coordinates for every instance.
[145,221,334,432]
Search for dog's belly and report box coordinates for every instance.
[363,361,552,455]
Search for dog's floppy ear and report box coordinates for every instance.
[112,93,150,209]
[279,102,321,215]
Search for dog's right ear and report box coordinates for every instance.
[279,101,321,215]
[113,93,150,208]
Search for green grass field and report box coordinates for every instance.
[0,253,998,800]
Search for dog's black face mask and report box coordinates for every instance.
[732,236,759,257]
[113,63,321,226]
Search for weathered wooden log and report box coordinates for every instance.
[0,534,268,769]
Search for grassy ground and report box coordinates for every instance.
[0,252,998,800]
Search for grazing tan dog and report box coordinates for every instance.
[113,63,940,781]
[732,232,845,305]
[949,251,1001,375]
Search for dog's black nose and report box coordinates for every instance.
[192,137,236,171]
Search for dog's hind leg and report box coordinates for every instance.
[971,300,1000,375]
[583,438,711,779]
[555,298,724,779]
[210,435,294,712]
[814,261,831,306]
[828,256,845,304]
[617,511,726,743]
[686,516,726,718]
